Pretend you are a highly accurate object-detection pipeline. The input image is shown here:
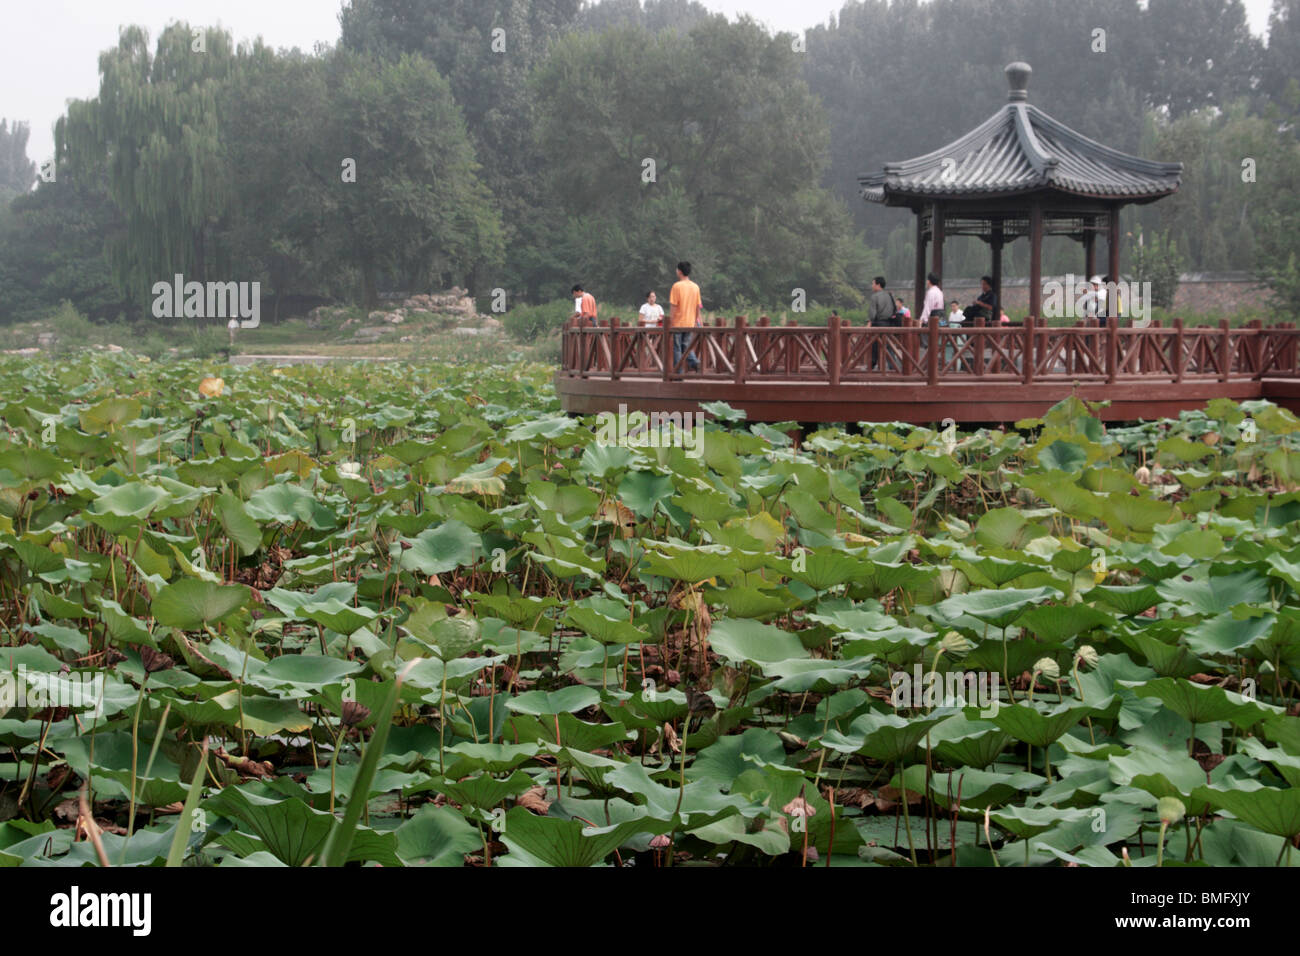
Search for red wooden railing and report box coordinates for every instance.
[562,316,1300,386]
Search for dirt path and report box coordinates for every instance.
[231,354,402,365]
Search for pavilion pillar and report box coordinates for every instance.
[914,207,928,319]
[1107,206,1121,320]
[1084,219,1096,280]
[991,224,1004,317]
[931,203,945,287]
[1028,199,1044,321]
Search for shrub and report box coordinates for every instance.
[503,300,572,341]
[49,300,95,345]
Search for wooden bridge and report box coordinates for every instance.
[556,315,1300,423]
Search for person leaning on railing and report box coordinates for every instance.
[572,283,598,326]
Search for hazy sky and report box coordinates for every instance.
[2,0,1279,165]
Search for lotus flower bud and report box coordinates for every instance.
[940,631,972,656]
[1032,657,1060,681]
[1076,645,1099,668]
[1157,797,1186,826]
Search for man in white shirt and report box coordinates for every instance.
[638,290,664,327]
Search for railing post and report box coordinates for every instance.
[1219,319,1231,383]
[575,317,589,380]
[608,316,621,380]
[662,323,672,381]
[926,313,939,386]
[906,314,919,375]
[1249,319,1263,379]
[830,313,842,387]
[974,315,985,377]
[1023,315,1035,385]
[1106,319,1118,384]
[734,315,748,385]
[1173,317,1185,383]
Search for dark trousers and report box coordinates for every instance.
[673,330,699,371]
[870,319,899,371]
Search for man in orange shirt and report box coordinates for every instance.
[571,284,597,326]
[668,261,701,373]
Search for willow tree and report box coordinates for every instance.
[58,24,239,310]
[0,120,37,199]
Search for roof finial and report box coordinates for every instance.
[1006,62,1031,102]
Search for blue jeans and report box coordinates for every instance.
[673,330,699,371]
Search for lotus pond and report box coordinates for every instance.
[2,352,1300,867]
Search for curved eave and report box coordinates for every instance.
[863,181,1180,207]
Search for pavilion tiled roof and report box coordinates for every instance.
[860,63,1182,205]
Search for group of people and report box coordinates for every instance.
[570,268,1034,376]
[870,274,1009,328]
[572,261,703,371]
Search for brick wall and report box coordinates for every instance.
[895,273,1277,316]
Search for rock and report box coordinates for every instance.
[399,335,414,343]
[384,311,405,324]
[479,317,503,331]
[403,288,477,317]
[37,332,56,347]
[104,344,124,352]
[368,311,387,323]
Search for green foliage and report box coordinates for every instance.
[0,158,125,324]
[0,355,1298,868]
[1132,231,1186,310]
[502,299,573,342]
[532,18,868,305]
[2,0,1297,327]
[59,24,241,307]
[0,119,37,198]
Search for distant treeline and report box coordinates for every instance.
[1,0,1298,325]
